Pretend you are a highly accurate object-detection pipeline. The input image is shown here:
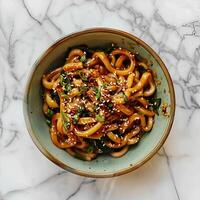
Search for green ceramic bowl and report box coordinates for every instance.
[23,28,175,177]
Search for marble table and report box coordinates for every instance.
[0,0,200,199]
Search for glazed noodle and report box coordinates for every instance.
[42,44,161,161]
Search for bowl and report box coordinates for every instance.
[23,28,175,177]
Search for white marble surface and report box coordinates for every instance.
[0,0,200,199]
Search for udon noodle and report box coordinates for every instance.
[42,44,161,161]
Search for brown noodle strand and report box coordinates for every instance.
[42,46,158,160]
[110,146,129,157]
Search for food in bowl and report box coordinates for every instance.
[42,44,161,161]
[24,28,175,177]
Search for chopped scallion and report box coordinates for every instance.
[80,86,88,95]
[95,114,105,122]
[73,114,79,124]
[47,108,54,118]
[61,112,70,129]
[80,55,86,62]
[93,87,101,100]
[78,71,88,81]
[46,119,51,126]
[123,94,128,103]
[148,98,161,115]
[87,145,94,153]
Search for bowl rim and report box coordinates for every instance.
[23,27,175,178]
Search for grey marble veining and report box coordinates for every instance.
[0,0,200,199]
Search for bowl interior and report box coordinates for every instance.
[24,29,175,177]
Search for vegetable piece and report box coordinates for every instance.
[62,112,70,121]
[148,98,161,114]
[74,153,88,161]
[77,71,88,81]
[46,119,51,126]
[80,55,86,62]
[73,114,79,124]
[78,106,88,117]
[73,106,88,124]
[61,112,70,129]
[87,145,94,153]
[47,108,54,118]
[78,106,85,114]
[80,86,88,95]
[93,87,101,100]
[60,72,72,92]
[107,103,113,109]
[123,93,128,103]
[95,114,105,122]
[94,138,114,154]
[50,90,60,104]
[60,93,68,99]
[102,83,108,88]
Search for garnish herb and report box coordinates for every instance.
[87,145,94,153]
[50,90,60,104]
[148,98,161,115]
[93,138,114,154]
[63,122,70,130]
[93,87,101,100]
[46,119,51,126]
[80,55,86,62]
[95,114,105,122]
[60,93,68,99]
[60,72,72,92]
[78,71,88,81]
[61,112,70,129]
[78,106,85,114]
[73,114,79,124]
[47,108,54,118]
[78,106,88,117]
[107,103,113,109]
[73,106,87,124]
[80,86,88,95]
[123,93,128,103]
[75,153,87,161]
[102,83,108,88]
